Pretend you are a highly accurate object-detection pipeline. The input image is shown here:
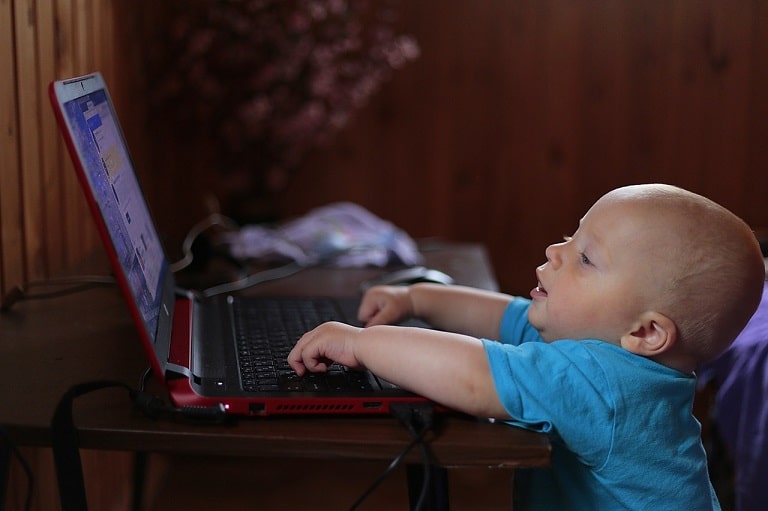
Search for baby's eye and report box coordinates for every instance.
[580,253,591,265]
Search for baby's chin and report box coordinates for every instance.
[526,314,556,342]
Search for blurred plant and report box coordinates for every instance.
[149,0,419,220]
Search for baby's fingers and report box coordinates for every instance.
[287,332,321,375]
[358,287,408,326]
[288,322,361,373]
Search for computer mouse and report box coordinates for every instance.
[360,266,454,291]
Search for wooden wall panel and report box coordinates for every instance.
[270,0,768,293]
[0,0,146,297]
[3,3,766,304]
[15,0,48,281]
[744,1,768,234]
[2,1,146,510]
[0,0,24,298]
[36,0,62,279]
[124,1,768,295]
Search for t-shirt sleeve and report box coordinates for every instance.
[482,339,616,468]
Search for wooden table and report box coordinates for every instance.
[0,242,550,510]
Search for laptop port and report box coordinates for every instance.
[249,402,266,414]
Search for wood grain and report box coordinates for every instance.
[4,0,768,297]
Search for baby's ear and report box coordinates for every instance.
[621,311,677,357]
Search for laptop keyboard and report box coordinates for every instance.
[232,297,374,393]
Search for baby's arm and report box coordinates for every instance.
[287,321,510,418]
[359,283,513,340]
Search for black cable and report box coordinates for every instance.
[132,367,228,422]
[394,403,435,511]
[347,429,427,510]
[51,380,133,511]
[0,426,34,511]
[50,376,228,511]
[0,276,116,312]
[348,403,436,511]
[411,430,432,511]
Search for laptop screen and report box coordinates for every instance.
[61,87,167,343]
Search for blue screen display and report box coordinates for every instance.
[64,90,166,342]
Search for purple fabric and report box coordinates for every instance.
[701,280,768,511]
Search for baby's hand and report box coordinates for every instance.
[357,285,414,326]
[288,321,363,376]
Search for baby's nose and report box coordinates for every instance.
[544,243,563,267]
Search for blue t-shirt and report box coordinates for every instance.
[482,297,720,510]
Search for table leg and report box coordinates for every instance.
[0,441,10,510]
[132,452,148,511]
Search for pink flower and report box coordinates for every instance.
[149,0,419,209]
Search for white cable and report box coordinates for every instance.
[169,213,240,273]
[201,261,306,298]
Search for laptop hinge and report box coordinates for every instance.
[167,293,194,377]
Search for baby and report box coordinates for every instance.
[288,184,765,510]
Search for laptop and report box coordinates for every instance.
[49,72,429,416]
